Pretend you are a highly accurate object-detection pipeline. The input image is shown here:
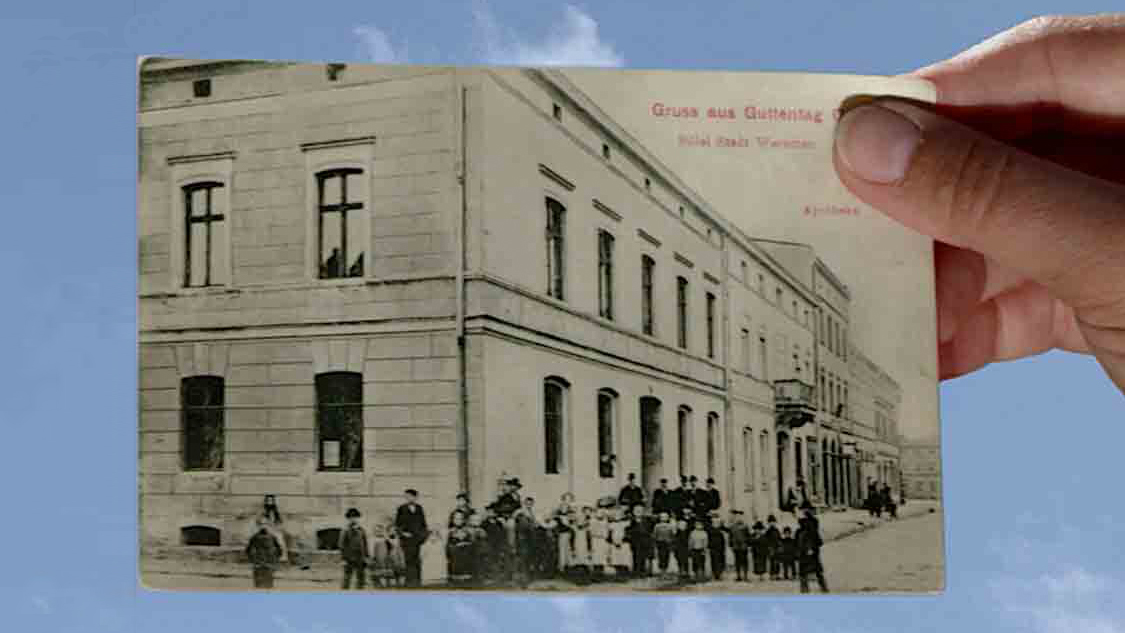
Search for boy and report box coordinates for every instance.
[763,514,782,580]
[626,504,653,578]
[728,510,751,581]
[779,526,798,580]
[688,520,709,583]
[338,508,369,589]
[245,516,282,589]
[707,513,728,581]
[750,521,768,581]
[652,512,676,577]
[674,518,691,582]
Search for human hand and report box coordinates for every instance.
[832,15,1125,394]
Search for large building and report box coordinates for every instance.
[901,439,942,501]
[138,60,902,570]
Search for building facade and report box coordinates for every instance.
[901,439,942,500]
[138,61,902,567]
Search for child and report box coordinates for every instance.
[338,508,369,589]
[589,507,610,580]
[674,518,691,582]
[446,511,475,586]
[652,512,676,577]
[482,508,507,584]
[609,507,632,577]
[467,512,488,583]
[626,505,653,578]
[245,516,282,589]
[750,521,768,581]
[387,527,407,587]
[763,514,782,580]
[728,511,751,581]
[707,514,727,581]
[688,520,709,582]
[571,506,592,583]
[369,523,395,588]
[779,526,798,580]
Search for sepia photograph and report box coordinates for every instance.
[138,59,943,594]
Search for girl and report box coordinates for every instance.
[368,524,395,588]
[571,506,592,583]
[609,507,632,576]
[445,511,475,587]
[588,507,610,580]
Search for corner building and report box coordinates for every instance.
[138,61,897,569]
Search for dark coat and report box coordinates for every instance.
[669,488,688,515]
[338,524,369,564]
[618,484,645,509]
[488,492,521,518]
[246,529,282,567]
[706,525,727,554]
[704,488,721,514]
[761,525,781,554]
[729,521,751,550]
[394,503,429,548]
[625,517,653,552]
[652,488,670,515]
[692,488,711,517]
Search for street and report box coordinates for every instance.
[143,509,943,593]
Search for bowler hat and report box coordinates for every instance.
[706,477,715,484]
[345,507,361,518]
[767,514,777,522]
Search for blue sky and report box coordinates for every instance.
[1,1,1123,631]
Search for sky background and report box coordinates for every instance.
[1,1,1123,632]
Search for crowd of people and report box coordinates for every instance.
[242,475,831,592]
[864,482,900,519]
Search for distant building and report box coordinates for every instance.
[901,439,942,500]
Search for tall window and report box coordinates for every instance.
[819,371,827,410]
[316,169,366,279]
[315,372,363,471]
[775,287,783,305]
[759,431,769,487]
[641,255,655,335]
[740,261,748,283]
[677,406,692,478]
[676,276,689,349]
[741,328,751,373]
[597,389,617,478]
[597,230,615,320]
[183,182,226,287]
[707,412,719,479]
[758,335,768,380]
[742,428,754,490]
[546,198,566,300]
[181,376,224,470]
[705,292,717,359]
[793,351,801,376]
[544,378,568,474]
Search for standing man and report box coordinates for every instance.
[618,473,645,510]
[246,516,283,589]
[795,506,828,593]
[670,476,689,519]
[703,477,721,515]
[394,489,429,587]
[690,476,710,519]
[651,478,670,516]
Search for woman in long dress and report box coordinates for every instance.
[588,507,610,579]
[609,507,633,575]
[552,493,576,573]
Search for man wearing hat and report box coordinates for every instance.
[618,472,645,509]
[795,505,828,593]
[690,476,710,518]
[669,476,689,519]
[703,477,721,515]
[338,507,369,589]
[651,478,671,516]
[394,489,428,587]
[728,510,751,581]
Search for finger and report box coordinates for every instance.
[914,15,1125,129]
[833,100,1125,314]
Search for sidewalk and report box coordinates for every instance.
[141,500,941,589]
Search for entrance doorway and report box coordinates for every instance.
[639,397,663,494]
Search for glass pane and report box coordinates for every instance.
[209,185,225,217]
[345,211,365,277]
[189,222,208,286]
[344,172,363,204]
[320,211,342,277]
[189,188,209,218]
[321,174,341,205]
[210,220,227,285]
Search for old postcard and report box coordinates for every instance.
[138,60,943,594]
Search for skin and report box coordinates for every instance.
[833,14,1125,394]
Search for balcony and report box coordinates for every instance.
[773,378,816,428]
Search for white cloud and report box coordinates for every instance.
[472,1,624,67]
[993,569,1124,633]
[451,601,491,633]
[354,25,407,63]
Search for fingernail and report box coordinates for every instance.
[836,104,921,184]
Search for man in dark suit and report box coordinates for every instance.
[690,476,710,518]
[394,488,429,587]
[703,477,721,515]
[670,476,689,519]
[651,478,670,516]
[618,472,645,510]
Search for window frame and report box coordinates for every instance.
[315,167,366,280]
[641,254,656,336]
[705,291,717,359]
[545,197,567,301]
[168,153,234,292]
[597,229,615,320]
[315,371,364,472]
[544,376,570,475]
[677,405,693,479]
[676,276,689,350]
[597,388,619,479]
[302,139,374,283]
[180,375,225,472]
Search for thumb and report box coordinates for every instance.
[832,99,1125,312]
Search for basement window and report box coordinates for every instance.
[181,525,221,546]
[192,79,212,98]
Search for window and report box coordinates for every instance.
[192,79,211,98]
[182,182,227,288]
[181,376,224,470]
[552,103,562,121]
[741,260,748,283]
[757,273,764,292]
[546,198,566,300]
[741,328,751,373]
[644,177,651,191]
[676,276,689,349]
[759,431,769,487]
[597,390,617,478]
[775,286,783,305]
[316,528,342,551]
[743,428,754,490]
[181,525,220,546]
[707,412,719,479]
[544,378,568,474]
[316,168,366,279]
[316,372,363,471]
[705,292,717,359]
[819,371,826,410]
[792,300,798,316]
[679,205,685,219]
[602,143,611,160]
[758,335,768,380]
[597,230,615,320]
[793,351,801,375]
[678,407,692,478]
[641,255,655,335]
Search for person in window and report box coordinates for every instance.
[394,489,429,588]
[341,424,361,471]
[245,516,282,589]
[338,508,369,590]
[618,472,644,509]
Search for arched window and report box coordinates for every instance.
[316,372,363,471]
[641,255,656,335]
[597,230,615,320]
[182,181,227,287]
[545,198,566,300]
[316,168,366,279]
[676,276,689,349]
[677,406,693,479]
[597,389,618,478]
[544,377,569,474]
[706,412,719,479]
[181,375,225,471]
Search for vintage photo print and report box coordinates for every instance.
[138,59,943,593]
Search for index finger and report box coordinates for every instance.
[913,14,1125,133]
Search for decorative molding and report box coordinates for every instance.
[538,163,575,191]
[592,198,622,222]
[637,228,661,248]
[299,136,376,152]
[167,151,236,165]
[703,272,721,285]
[674,252,695,269]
